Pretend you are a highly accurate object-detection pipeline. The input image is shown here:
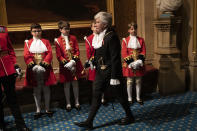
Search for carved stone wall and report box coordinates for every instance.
[136,0,155,64]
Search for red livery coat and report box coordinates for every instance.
[55,35,84,83]
[24,38,57,87]
[121,36,146,77]
[0,26,16,77]
[85,34,96,81]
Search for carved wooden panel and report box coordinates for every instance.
[114,0,136,38]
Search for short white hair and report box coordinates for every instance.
[94,11,112,27]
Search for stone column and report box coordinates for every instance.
[0,0,8,25]
[153,17,185,95]
[189,0,197,91]
[136,0,155,64]
[189,56,197,91]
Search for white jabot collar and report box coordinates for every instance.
[92,29,107,49]
[127,35,141,49]
[29,37,48,53]
[61,33,71,50]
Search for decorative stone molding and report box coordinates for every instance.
[154,22,171,32]
[153,17,182,32]
[153,17,182,55]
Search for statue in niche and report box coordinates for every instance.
[156,0,183,16]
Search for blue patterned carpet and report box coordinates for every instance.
[5,91,197,131]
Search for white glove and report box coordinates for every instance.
[64,60,76,70]
[110,79,120,85]
[32,65,40,72]
[88,61,94,70]
[32,65,46,73]
[135,60,143,68]
[16,68,22,76]
[128,62,132,68]
[37,65,46,73]
[128,61,137,69]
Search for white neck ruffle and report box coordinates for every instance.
[92,29,107,49]
[127,35,141,49]
[29,37,48,53]
[61,34,71,50]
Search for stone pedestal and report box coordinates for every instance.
[153,17,185,95]
[189,0,197,91]
[189,55,197,91]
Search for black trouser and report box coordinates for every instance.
[86,70,133,123]
[0,74,26,128]
[88,81,107,105]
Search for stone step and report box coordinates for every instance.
[3,64,158,114]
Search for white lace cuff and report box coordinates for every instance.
[110,79,120,85]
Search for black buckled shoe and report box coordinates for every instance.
[74,121,93,130]
[118,117,135,125]
[16,126,31,131]
[128,100,134,105]
[75,104,81,111]
[0,127,5,131]
[101,100,109,106]
[45,111,54,117]
[0,122,6,131]
[34,112,43,120]
[66,105,72,112]
[137,99,144,105]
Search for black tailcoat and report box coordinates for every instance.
[86,28,133,123]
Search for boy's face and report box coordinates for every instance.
[91,23,96,33]
[31,28,42,39]
[60,27,70,36]
[128,26,137,36]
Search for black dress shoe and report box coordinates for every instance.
[34,112,42,120]
[101,100,108,106]
[128,100,134,104]
[118,117,135,125]
[66,106,72,112]
[0,127,5,131]
[74,121,93,130]
[0,123,6,131]
[137,99,144,105]
[16,127,31,131]
[75,104,81,111]
[45,111,54,117]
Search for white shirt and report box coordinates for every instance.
[61,33,71,50]
[128,35,141,49]
[92,29,107,49]
[29,37,48,53]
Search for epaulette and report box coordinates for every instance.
[0,26,7,33]
[54,38,60,46]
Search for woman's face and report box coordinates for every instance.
[128,26,137,36]
[94,18,107,34]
